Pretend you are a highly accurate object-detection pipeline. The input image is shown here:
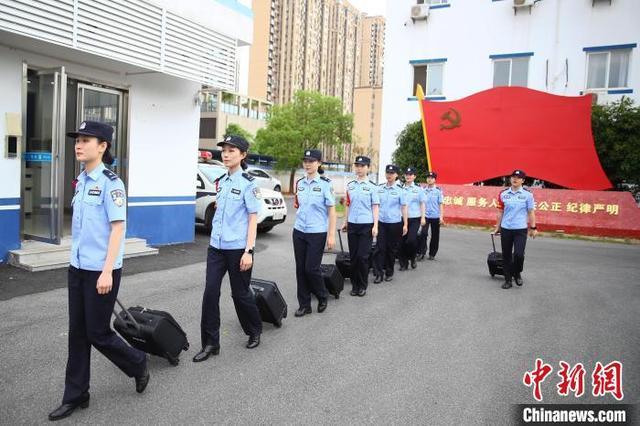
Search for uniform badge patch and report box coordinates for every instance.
[231,188,241,195]
[110,189,125,207]
[252,187,262,199]
[313,187,322,192]
[88,187,102,196]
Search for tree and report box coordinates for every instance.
[254,90,353,191]
[224,123,254,144]
[391,120,429,182]
[591,97,640,189]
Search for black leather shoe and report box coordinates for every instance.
[373,275,382,284]
[515,276,524,286]
[192,345,220,362]
[350,289,358,296]
[135,364,150,394]
[411,259,417,269]
[384,275,393,282]
[357,289,366,297]
[502,280,513,289]
[428,255,435,260]
[295,306,312,317]
[48,394,90,421]
[246,334,260,349]
[399,265,408,271]
[317,299,328,313]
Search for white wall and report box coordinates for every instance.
[127,74,201,198]
[379,0,640,177]
[0,47,23,201]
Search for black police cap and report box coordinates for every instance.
[385,164,399,174]
[302,149,322,161]
[218,135,249,152]
[67,121,113,143]
[426,171,438,179]
[511,169,526,178]
[354,156,371,166]
[405,167,416,175]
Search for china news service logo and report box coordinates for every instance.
[522,358,623,402]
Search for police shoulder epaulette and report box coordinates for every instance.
[214,174,227,184]
[436,186,441,190]
[523,186,532,192]
[320,176,331,183]
[102,169,118,181]
[242,172,255,181]
[296,176,305,184]
[501,187,510,193]
[348,179,356,185]
[369,180,377,186]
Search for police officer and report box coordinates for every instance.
[374,164,408,283]
[341,156,380,297]
[194,135,263,362]
[493,169,537,289]
[399,167,426,271]
[49,121,149,422]
[293,149,337,317]
[419,171,444,261]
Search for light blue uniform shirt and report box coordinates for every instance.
[210,169,261,250]
[294,175,335,233]
[424,186,444,219]
[70,162,126,271]
[403,182,425,219]
[498,187,535,230]
[377,182,406,224]
[346,179,380,224]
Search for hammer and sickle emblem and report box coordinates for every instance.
[440,108,461,130]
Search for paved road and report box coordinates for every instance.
[1,202,639,424]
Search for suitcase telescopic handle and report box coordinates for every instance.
[491,233,497,253]
[113,298,141,331]
[337,229,345,253]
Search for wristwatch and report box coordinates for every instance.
[529,226,537,230]
[245,248,254,255]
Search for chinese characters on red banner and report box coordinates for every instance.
[523,359,623,401]
[441,196,620,216]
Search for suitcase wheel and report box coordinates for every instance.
[490,273,495,277]
[183,342,190,351]
[334,293,340,299]
[168,357,180,366]
[274,320,282,328]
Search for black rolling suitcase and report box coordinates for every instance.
[250,279,287,328]
[487,233,504,277]
[335,230,351,279]
[113,299,189,366]
[320,264,344,299]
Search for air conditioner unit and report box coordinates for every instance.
[411,4,429,23]
[514,0,535,7]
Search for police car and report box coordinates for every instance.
[196,162,287,233]
[246,167,282,192]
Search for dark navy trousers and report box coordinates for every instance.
[347,222,373,292]
[500,228,528,281]
[200,246,262,348]
[375,221,402,278]
[63,266,146,404]
[293,229,328,308]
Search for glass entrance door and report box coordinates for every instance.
[21,67,67,244]
[76,84,126,177]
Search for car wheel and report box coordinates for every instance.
[258,226,274,233]
[273,185,281,192]
[204,205,216,233]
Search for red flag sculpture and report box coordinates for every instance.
[420,87,612,190]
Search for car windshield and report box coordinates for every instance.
[199,164,226,184]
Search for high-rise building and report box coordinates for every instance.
[352,15,385,171]
[249,0,364,164]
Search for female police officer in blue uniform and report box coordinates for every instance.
[342,156,380,297]
[374,164,408,283]
[292,149,337,316]
[49,121,149,422]
[420,171,445,261]
[399,167,426,271]
[194,135,263,362]
[494,169,537,289]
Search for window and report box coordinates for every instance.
[586,49,631,90]
[412,61,444,96]
[492,57,529,87]
[199,118,216,139]
[417,0,448,4]
[249,169,270,179]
